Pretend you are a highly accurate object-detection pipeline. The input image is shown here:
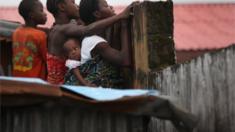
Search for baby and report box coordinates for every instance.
[63,38,96,87]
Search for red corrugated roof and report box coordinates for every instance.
[0,4,234,50]
[174,4,235,50]
[0,7,54,28]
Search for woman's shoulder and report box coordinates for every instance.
[83,35,106,40]
[82,35,107,45]
[80,35,107,63]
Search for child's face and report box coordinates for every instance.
[63,0,80,19]
[64,39,81,60]
[95,0,115,20]
[76,6,85,25]
[31,1,47,25]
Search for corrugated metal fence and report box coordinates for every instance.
[148,45,235,132]
[1,105,148,132]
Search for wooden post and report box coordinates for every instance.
[131,0,176,88]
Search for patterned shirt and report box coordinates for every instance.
[12,27,47,80]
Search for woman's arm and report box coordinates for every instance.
[94,20,131,67]
[64,2,139,37]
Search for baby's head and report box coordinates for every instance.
[79,0,115,25]
[63,38,81,60]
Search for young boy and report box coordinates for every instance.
[12,0,47,80]
[63,38,96,87]
[46,0,138,85]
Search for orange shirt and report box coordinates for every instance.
[12,27,47,80]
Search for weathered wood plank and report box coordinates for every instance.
[131,1,176,88]
[148,45,235,132]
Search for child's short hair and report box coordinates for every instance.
[47,0,65,17]
[79,0,99,25]
[18,0,38,20]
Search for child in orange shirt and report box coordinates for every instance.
[12,0,47,80]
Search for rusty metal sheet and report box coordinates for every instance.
[0,77,198,131]
[0,79,62,96]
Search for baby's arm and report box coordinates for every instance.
[72,68,96,87]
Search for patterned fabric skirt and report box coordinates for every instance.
[64,56,123,88]
[47,53,67,85]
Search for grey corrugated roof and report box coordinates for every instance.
[0,20,20,39]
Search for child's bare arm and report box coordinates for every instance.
[72,68,96,87]
[64,2,139,37]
